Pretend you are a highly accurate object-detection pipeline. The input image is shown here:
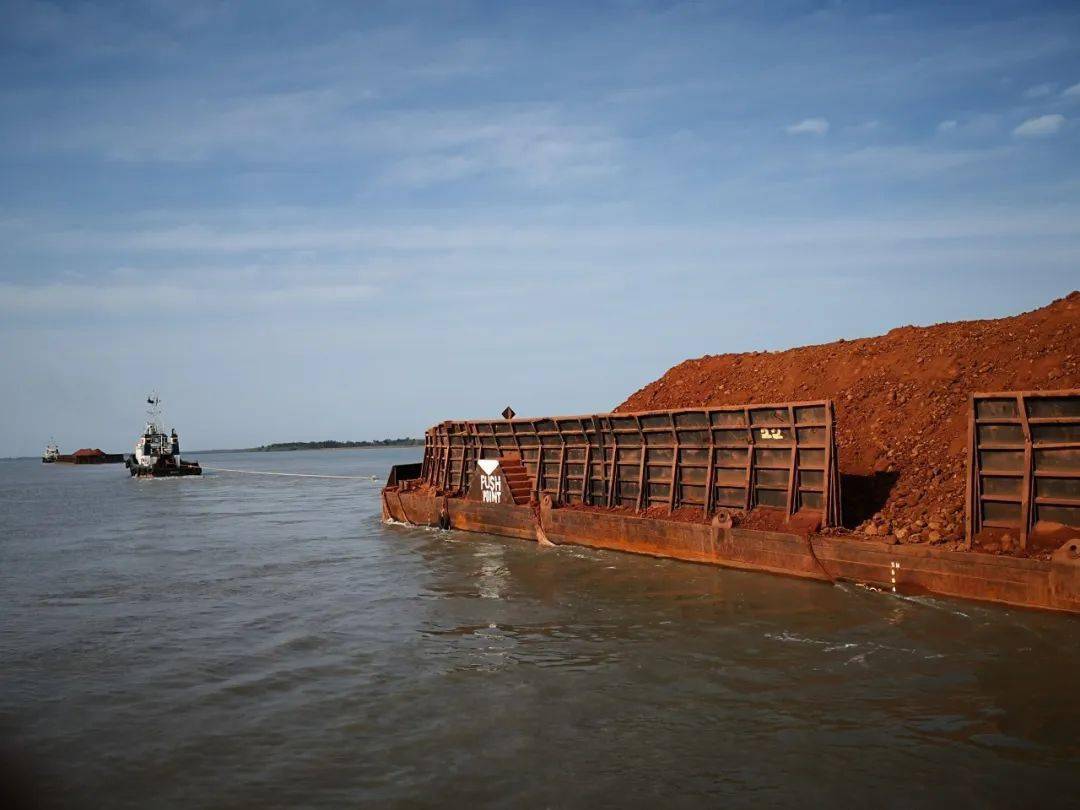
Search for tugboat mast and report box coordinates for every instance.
[146,392,163,433]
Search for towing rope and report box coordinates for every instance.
[803,533,837,584]
[201,466,381,481]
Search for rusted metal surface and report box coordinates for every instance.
[420,401,842,527]
[383,488,1080,614]
[465,456,531,505]
[449,498,538,541]
[382,483,441,527]
[966,390,1080,548]
[386,463,422,488]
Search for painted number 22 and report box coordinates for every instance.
[759,429,784,440]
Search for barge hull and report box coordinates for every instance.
[383,488,1080,615]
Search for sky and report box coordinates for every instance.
[1,0,1079,456]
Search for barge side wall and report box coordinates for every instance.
[421,400,842,528]
[383,488,1080,615]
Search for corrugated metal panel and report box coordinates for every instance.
[421,401,842,527]
[966,389,1080,548]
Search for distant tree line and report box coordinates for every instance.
[250,438,424,452]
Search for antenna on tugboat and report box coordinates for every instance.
[145,392,163,428]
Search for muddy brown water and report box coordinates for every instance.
[2,448,1078,808]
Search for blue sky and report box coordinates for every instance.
[1,0,1079,456]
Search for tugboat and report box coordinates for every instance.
[42,439,60,463]
[126,393,202,478]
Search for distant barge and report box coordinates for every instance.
[55,448,125,464]
[382,393,1080,615]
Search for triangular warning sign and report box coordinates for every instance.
[478,459,500,475]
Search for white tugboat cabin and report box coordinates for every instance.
[42,439,60,463]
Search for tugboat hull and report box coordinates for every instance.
[127,457,202,478]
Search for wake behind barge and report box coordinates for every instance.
[382,393,1080,615]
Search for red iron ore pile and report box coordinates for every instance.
[617,291,1080,552]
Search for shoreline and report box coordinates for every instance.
[191,441,424,454]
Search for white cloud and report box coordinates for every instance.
[107,223,579,254]
[1013,114,1066,137]
[374,112,622,188]
[848,119,881,134]
[828,145,1007,177]
[37,95,622,189]
[934,114,1001,137]
[1064,82,1080,98]
[14,206,1080,266]
[1023,83,1056,99]
[0,281,377,315]
[380,154,483,187]
[785,117,829,136]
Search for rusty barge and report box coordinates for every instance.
[382,393,1080,615]
[55,448,125,464]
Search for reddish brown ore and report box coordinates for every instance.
[617,291,1080,552]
